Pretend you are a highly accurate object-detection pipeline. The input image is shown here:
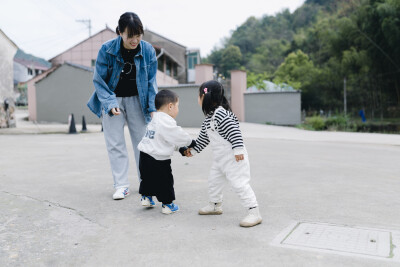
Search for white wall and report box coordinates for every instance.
[0,32,18,101]
[13,61,34,84]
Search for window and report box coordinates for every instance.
[91,59,96,67]
[187,52,199,69]
[188,57,193,69]
[166,57,171,76]
[158,56,164,72]
[28,68,33,75]
[173,64,178,79]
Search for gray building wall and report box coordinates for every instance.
[36,64,100,124]
[158,84,204,127]
[244,91,301,125]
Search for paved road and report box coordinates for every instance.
[1,112,400,266]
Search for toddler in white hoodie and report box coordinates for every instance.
[137,89,195,214]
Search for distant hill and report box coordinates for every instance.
[205,0,400,116]
[14,49,51,69]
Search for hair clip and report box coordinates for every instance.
[204,88,208,94]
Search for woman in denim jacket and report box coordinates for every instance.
[87,12,157,200]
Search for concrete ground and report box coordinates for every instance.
[1,109,400,266]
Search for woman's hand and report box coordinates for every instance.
[111,108,121,115]
[235,154,244,162]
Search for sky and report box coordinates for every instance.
[0,0,305,60]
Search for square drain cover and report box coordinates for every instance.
[271,222,400,262]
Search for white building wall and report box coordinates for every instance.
[187,69,196,83]
[13,61,34,84]
[0,31,18,101]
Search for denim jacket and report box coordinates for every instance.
[87,36,157,123]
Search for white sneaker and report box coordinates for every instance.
[112,187,130,200]
[141,196,155,207]
[162,203,179,214]
[240,207,262,227]
[198,202,223,215]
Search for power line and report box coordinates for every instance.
[18,27,87,47]
[29,28,88,55]
[76,19,92,37]
[355,27,400,71]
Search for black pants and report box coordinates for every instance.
[139,151,175,204]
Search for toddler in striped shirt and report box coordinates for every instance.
[183,80,262,227]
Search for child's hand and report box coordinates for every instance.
[184,148,193,157]
[179,147,188,156]
[235,154,244,162]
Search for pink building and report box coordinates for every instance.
[50,28,116,68]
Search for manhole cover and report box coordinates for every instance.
[271,222,400,262]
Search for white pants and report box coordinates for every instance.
[208,149,258,208]
[207,119,258,208]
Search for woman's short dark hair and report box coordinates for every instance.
[116,12,144,37]
[155,90,179,110]
[199,80,231,115]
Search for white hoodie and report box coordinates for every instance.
[138,112,192,160]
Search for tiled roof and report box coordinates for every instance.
[22,65,61,85]
[145,29,186,49]
[65,62,94,72]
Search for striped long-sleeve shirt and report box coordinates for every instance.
[192,107,245,155]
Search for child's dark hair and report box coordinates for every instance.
[199,80,231,115]
[155,90,179,110]
[116,12,144,37]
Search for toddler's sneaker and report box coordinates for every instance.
[113,187,130,200]
[141,196,155,207]
[162,203,179,214]
[198,202,223,215]
[240,207,262,227]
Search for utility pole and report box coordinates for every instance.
[76,19,91,37]
[344,77,347,116]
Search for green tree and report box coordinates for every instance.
[273,50,318,89]
[246,71,271,89]
[204,0,400,116]
[219,45,242,77]
[247,39,290,74]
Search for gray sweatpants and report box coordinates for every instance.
[102,96,147,189]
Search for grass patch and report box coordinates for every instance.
[298,114,400,133]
